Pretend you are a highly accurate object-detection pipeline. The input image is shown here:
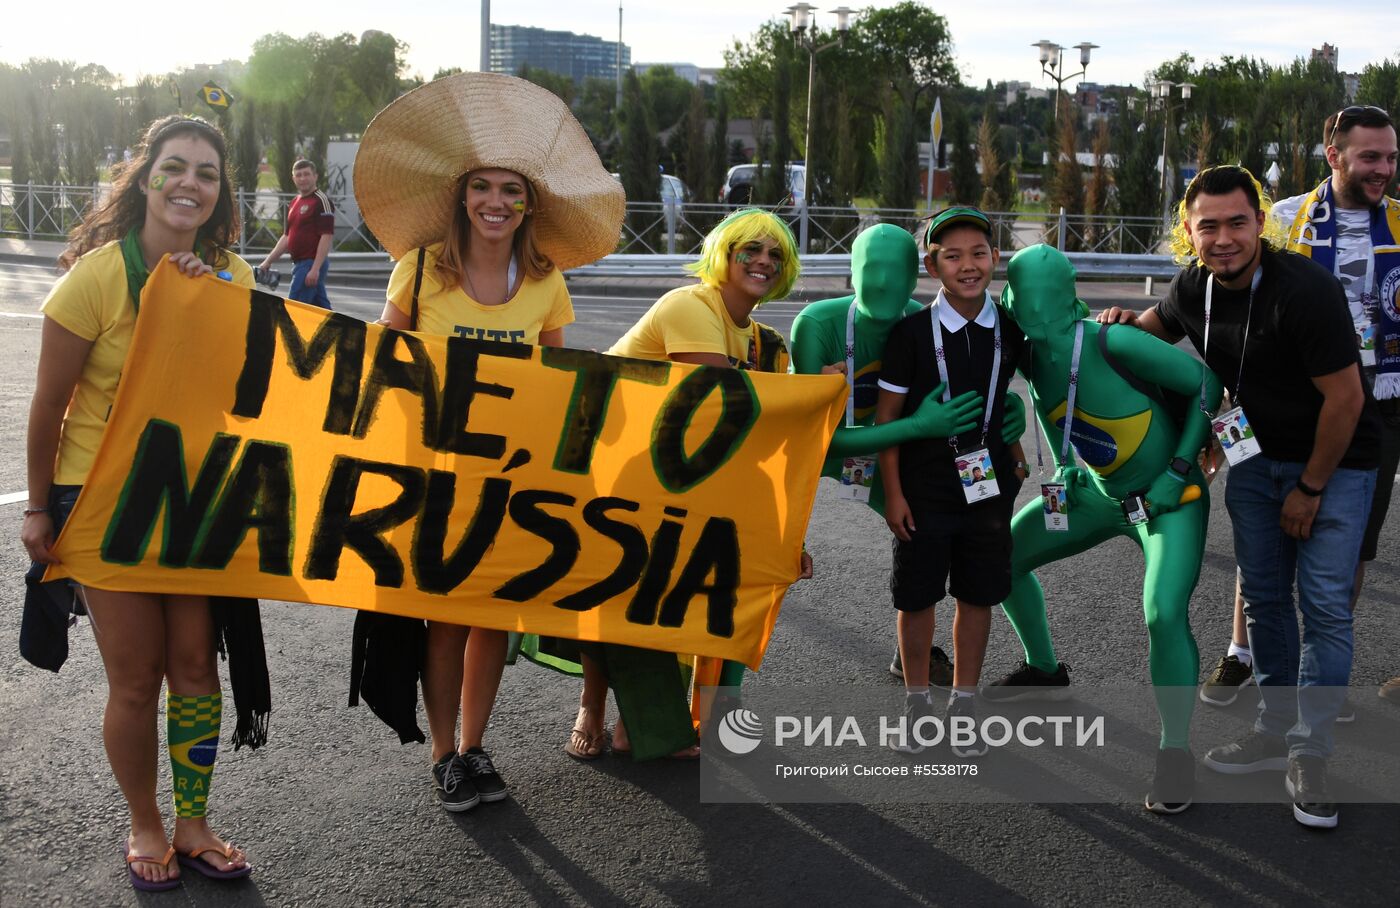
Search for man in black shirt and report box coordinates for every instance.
[1101,165,1380,829]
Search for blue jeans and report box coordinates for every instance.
[289,258,331,309]
[1225,455,1375,758]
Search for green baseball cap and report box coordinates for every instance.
[924,206,992,248]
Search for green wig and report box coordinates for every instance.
[685,208,800,304]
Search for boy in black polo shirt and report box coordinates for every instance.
[876,208,1028,757]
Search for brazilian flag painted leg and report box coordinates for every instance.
[168,691,221,819]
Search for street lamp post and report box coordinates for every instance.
[1152,80,1194,224]
[1032,40,1098,122]
[787,4,854,253]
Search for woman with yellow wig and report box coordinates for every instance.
[563,208,807,760]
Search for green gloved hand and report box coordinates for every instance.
[1055,464,1090,508]
[1002,391,1026,445]
[909,382,985,440]
[1145,468,1188,518]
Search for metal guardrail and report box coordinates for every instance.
[567,252,1177,281]
[1,181,1175,280]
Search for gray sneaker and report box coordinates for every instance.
[1286,754,1338,829]
[889,693,937,755]
[1203,730,1288,775]
[432,752,481,812]
[888,646,955,690]
[947,694,987,759]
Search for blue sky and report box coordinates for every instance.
[5,1,1397,90]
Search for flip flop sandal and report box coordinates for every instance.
[565,727,606,761]
[125,844,181,892]
[176,843,253,880]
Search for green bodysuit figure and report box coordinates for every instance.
[992,245,1224,814]
[791,224,1026,514]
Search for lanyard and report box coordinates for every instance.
[1204,266,1262,405]
[930,291,1001,450]
[1028,324,1084,472]
[845,300,858,427]
[1060,322,1085,465]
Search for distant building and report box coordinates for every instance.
[1076,82,1127,125]
[1311,43,1339,69]
[1003,80,1048,106]
[1343,71,1361,101]
[697,68,722,86]
[635,63,701,85]
[489,24,631,84]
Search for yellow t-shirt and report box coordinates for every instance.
[386,243,573,343]
[608,284,756,364]
[41,241,255,485]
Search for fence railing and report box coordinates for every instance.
[1,180,1172,259]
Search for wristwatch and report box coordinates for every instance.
[1168,456,1192,479]
[1295,477,1325,497]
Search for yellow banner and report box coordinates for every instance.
[51,262,846,668]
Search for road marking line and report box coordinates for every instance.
[0,312,43,319]
[1,491,29,505]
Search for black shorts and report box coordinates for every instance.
[1361,398,1400,562]
[890,496,1015,611]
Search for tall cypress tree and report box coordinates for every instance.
[619,70,660,251]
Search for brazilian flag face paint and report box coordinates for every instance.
[149,174,167,191]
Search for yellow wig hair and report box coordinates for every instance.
[686,208,800,304]
[1168,166,1289,265]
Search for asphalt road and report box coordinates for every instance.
[1,261,1398,907]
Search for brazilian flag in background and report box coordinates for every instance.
[201,81,232,110]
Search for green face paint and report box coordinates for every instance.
[513,199,526,212]
[735,251,753,264]
[150,174,167,191]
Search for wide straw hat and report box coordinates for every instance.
[355,72,624,270]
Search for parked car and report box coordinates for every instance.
[660,174,692,211]
[612,172,693,215]
[719,163,814,207]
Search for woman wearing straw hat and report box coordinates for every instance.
[23,115,262,892]
[355,72,624,811]
[565,207,810,761]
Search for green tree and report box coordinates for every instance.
[1111,106,1159,251]
[1084,118,1112,246]
[757,46,793,205]
[977,113,1007,212]
[707,90,731,202]
[876,82,917,212]
[618,70,659,250]
[681,85,709,195]
[1358,59,1400,113]
[1047,98,1084,249]
[232,98,262,195]
[639,66,693,132]
[947,106,980,205]
[517,64,576,106]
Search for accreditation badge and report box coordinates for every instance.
[1041,483,1068,531]
[1359,325,1377,367]
[1213,406,1261,466]
[837,456,877,502]
[956,448,1000,503]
